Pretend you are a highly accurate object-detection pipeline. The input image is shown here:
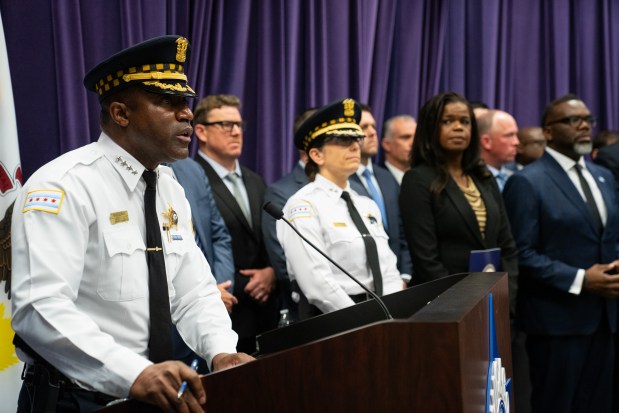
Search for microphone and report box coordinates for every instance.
[263,201,393,320]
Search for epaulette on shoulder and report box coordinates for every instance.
[31,144,104,181]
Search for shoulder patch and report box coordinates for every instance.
[289,203,312,221]
[23,189,65,214]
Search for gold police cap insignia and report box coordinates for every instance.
[83,35,196,101]
[294,98,364,152]
[176,37,188,63]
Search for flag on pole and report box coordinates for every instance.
[0,9,24,411]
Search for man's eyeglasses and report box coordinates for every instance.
[200,121,245,133]
[545,115,597,128]
[323,135,365,147]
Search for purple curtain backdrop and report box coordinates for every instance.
[1,0,618,183]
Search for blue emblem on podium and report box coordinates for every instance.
[485,293,511,412]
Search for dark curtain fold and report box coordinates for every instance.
[1,0,618,183]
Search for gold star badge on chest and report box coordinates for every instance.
[162,205,179,242]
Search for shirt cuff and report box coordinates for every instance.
[400,273,412,283]
[569,269,586,295]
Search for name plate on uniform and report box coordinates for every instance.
[109,211,129,225]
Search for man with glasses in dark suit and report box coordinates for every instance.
[193,95,278,353]
[504,94,619,412]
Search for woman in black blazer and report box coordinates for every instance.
[399,92,518,286]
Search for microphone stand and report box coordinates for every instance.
[263,202,393,320]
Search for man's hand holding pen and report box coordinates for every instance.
[129,353,254,413]
[130,360,205,413]
[177,358,200,399]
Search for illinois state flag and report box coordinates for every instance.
[0,9,24,411]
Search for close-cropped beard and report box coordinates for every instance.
[574,142,592,156]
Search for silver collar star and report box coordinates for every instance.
[115,156,139,175]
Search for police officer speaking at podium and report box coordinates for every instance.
[11,35,253,413]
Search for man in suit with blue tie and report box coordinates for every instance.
[169,157,236,372]
[349,104,413,283]
[478,109,520,192]
[503,94,619,412]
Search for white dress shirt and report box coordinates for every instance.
[197,151,251,217]
[546,147,608,295]
[355,162,383,197]
[11,133,237,398]
[277,174,403,313]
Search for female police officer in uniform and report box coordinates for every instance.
[277,99,404,319]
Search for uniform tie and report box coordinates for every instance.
[574,164,603,235]
[362,168,388,230]
[226,172,252,227]
[142,170,173,363]
[341,191,383,295]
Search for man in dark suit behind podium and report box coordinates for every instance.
[349,104,413,283]
[193,94,278,353]
[503,94,619,412]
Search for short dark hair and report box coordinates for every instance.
[593,130,619,150]
[99,85,140,129]
[469,100,489,110]
[412,92,488,195]
[359,103,372,112]
[294,107,317,134]
[193,94,241,125]
[541,93,581,126]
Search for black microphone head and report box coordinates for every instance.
[263,201,284,220]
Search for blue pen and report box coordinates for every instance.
[177,358,199,399]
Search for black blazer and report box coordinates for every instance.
[194,155,277,348]
[195,156,269,271]
[399,164,518,287]
[594,141,619,193]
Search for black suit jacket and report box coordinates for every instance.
[399,164,518,288]
[594,141,619,193]
[349,164,413,276]
[194,155,277,347]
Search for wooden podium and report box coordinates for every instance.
[100,272,512,412]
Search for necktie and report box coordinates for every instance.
[362,169,388,230]
[142,170,173,363]
[341,191,383,295]
[227,172,252,226]
[495,172,507,192]
[574,165,603,235]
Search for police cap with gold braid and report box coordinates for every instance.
[294,98,364,152]
[83,35,197,101]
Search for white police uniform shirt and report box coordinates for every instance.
[276,173,403,314]
[11,133,237,398]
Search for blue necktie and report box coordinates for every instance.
[362,169,388,230]
[496,172,507,192]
